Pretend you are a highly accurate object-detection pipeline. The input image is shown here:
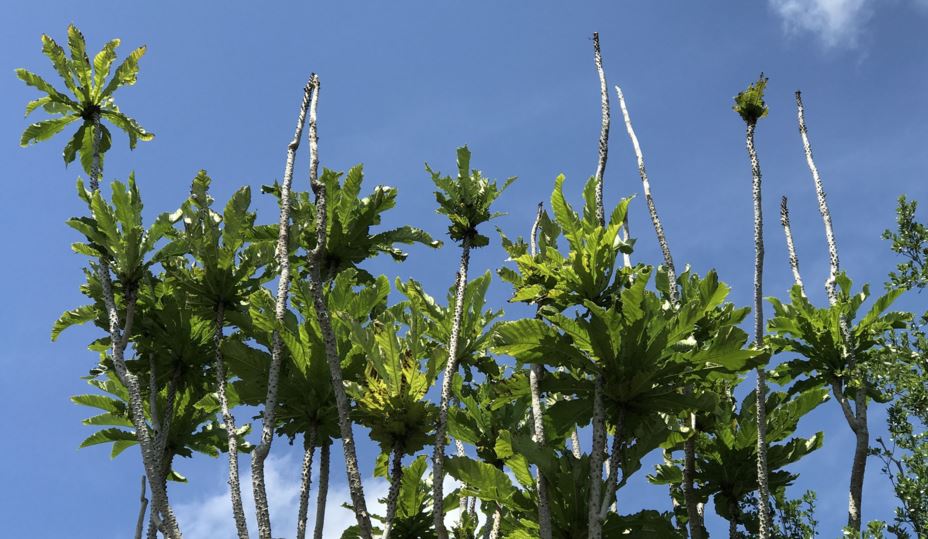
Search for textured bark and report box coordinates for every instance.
[682,424,702,539]
[528,203,553,539]
[383,442,405,539]
[305,75,373,539]
[136,476,149,539]
[587,376,607,539]
[570,430,582,458]
[313,443,330,539]
[254,78,315,539]
[487,506,503,539]
[213,304,250,539]
[614,84,678,301]
[729,500,739,539]
[796,91,867,531]
[432,235,472,539]
[296,427,318,539]
[592,32,610,227]
[454,437,470,522]
[779,197,806,296]
[89,114,182,539]
[598,413,624,520]
[745,120,773,537]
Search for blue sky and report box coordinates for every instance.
[2,1,927,537]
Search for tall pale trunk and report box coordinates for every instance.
[313,443,330,539]
[213,304,250,538]
[779,197,806,296]
[745,120,773,537]
[615,83,701,534]
[296,427,318,539]
[432,235,472,539]
[598,412,625,520]
[587,31,611,539]
[253,78,315,539]
[89,114,183,538]
[305,75,373,539]
[383,441,404,539]
[528,203,553,539]
[795,90,868,531]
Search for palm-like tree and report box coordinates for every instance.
[167,171,273,539]
[18,24,152,190]
[427,146,513,538]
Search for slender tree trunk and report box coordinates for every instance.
[383,442,405,539]
[88,114,182,538]
[592,32,610,226]
[136,476,149,539]
[570,430,582,459]
[254,78,315,539]
[454,437,470,523]
[296,426,318,539]
[598,412,625,520]
[213,304,250,538]
[728,500,739,539]
[305,75,373,539]
[433,235,473,539]
[745,119,773,537]
[795,90,868,531]
[313,443,330,539]
[528,203,554,539]
[487,505,503,539]
[148,452,176,539]
[614,83,702,534]
[587,32,612,539]
[779,197,806,296]
[587,376,607,539]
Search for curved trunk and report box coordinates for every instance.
[253,78,315,539]
[89,116,182,538]
[432,236,472,539]
[383,442,405,539]
[529,203,553,539]
[746,120,773,537]
[313,443,330,539]
[136,476,149,539]
[213,304,250,538]
[296,427,318,539]
[306,75,372,539]
[796,91,868,532]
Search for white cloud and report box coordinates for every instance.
[768,0,874,48]
[174,453,478,538]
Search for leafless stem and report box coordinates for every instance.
[780,196,806,296]
[383,441,405,539]
[313,442,330,539]
[135,476,149,539]
[253,76,315,539]
[305,74,373,539]
[433,235,473,539]
[296,426,318,539]
[592,32,610,227]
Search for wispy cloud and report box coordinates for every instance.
[767,0,874,48]
[174,454,471,538]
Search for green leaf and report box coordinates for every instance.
[20,115,79,146]
[444,456,517,504]
[92,39,121,98]
[66,24,92,98]
[100,45,147,98]
[79,427,137,448]
[51,305,96,341]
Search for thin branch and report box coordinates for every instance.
[135,476,149,539]
[253,76,315,539]
[313,442,330,539]
[780,196,806,296]
[592,32,610,227]
[296,426,318,539]
[306,74,373,539]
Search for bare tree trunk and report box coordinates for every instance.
[487,505,502,539]
[587,376,607,539]
[313,442,330,539]
[454,437,470,523]
[88,114,182,539]
[213,304,250,539]
[254,78,314,539]
[614,82,702,534]
[296,426,318,539]
[305,75,373,539]
[587,32,611,539]
[795,90,867,532]
[745,119,773,538]
[433,235,473,539]
[570,430,582,459]
[136,476,149,539]
[779,197,806,296]
[528,203,553,539]
[592,32,610,226]
[383,442,404,539]
[598,413,625,520]
[729,500,739,539]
